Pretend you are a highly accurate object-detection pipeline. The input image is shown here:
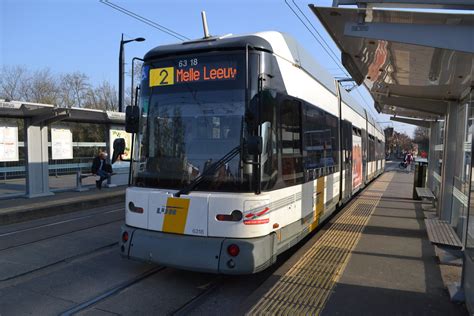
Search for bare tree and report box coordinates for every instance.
[1,65,121,111]
[387,131,414,157]
[413,126,429,142]
[125,60,143,107]
[27,68,60,105]
[84,81,118,111]
[59,72,90,108]
[413,126,430,153]
[0,65,29,101]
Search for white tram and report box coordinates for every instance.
[120,32,385,274]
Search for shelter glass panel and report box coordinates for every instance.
[450,103,471,240]
[48,122,108,191]
[432,121,444,199]
[466,92,474,259]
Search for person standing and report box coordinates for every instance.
[406,151,413,172]
[91,149,112,189]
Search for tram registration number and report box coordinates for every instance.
[192,228,205,235]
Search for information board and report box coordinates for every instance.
[148,55,240,87]
[51,127,73,160]
[0,124,19,162]
[109,126,132,160]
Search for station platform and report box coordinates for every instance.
[245,168,467,315]
[0,186,125,225]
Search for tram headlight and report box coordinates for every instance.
[216,210,243,222]
[128,201,144,214]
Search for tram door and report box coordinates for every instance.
[341,120,352,201]
[361,129,368,184]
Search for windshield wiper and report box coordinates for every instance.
[174,145,241,197]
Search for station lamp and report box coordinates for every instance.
[119,34,145,112]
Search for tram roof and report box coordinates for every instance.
[143,31,383,133]
[143,35,274,61]
[309,5,474,121]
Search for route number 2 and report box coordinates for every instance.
[150,67,174,87]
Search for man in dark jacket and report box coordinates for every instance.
[91,150,112,189]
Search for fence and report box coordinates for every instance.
[0,158,95,180]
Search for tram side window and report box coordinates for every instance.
[368,135,375,161]
[377,139,382,160]
[374,138,378,160]
[326,112,339,174]
[280,99,303,186]
[303,103,339,180]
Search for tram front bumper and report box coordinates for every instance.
[121,225,276,274]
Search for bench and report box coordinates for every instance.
[424,218,462,249]
[76,170,118,191]
[416,187,436,207]
[76,171,95,191]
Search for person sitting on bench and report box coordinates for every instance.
[91,149,112,189]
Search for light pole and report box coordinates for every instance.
[119,33,145,112]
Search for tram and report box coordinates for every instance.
[120,31,385,274]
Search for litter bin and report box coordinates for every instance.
[413,158,428,199]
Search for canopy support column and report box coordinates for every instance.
[439,103,457,221]
[25,119,53,198]
[427,121,438,193]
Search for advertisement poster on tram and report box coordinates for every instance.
[109,126,132,160]
[352,135,362,189]
[0,123,18,162]
[51,127,73,160]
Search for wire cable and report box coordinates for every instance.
[100,0,190,41]
[287,0,380,120]
[291,0,348,76]
[284,0,345,73]
[355,87,379,118]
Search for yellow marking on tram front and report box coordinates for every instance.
[162,197,190,234]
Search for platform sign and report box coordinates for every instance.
[109,126,132,160]
[51,127,73,160]
[0,123,19,162]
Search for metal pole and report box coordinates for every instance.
[119,33,125,112]
[335,79,343,202]
[201,11,210,38]
[131,57,134,108]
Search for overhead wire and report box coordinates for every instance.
[287,0,380,119]
[290,0,348,76]
[284,0,346,74]
[99,0,190,41]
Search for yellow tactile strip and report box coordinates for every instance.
[247,173,394,316]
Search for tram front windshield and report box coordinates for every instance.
[132,53,251,192]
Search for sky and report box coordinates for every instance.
[1,0,416,135]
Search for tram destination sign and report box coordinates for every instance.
[148,55,239,87]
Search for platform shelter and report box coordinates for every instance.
[0,100,129,198]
